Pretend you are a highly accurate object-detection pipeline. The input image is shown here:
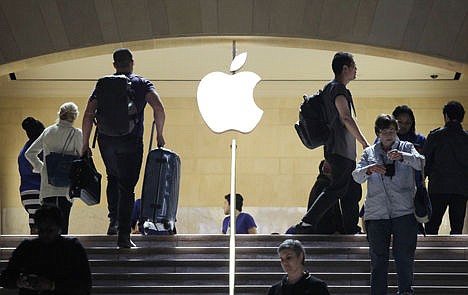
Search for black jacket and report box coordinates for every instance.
[423,121,468,196]
[267,271,330,295]
[0,236,92,295]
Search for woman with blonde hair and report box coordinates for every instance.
[26,102,83,234]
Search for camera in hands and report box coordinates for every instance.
[384,162,395,177]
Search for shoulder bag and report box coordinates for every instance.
[45,129,79,187]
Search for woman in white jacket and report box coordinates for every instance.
[352,114,424,295]
[26,102,83,234]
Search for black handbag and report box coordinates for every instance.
[45,129,79,187]
[414,159,432,224]
[69,155,101,206]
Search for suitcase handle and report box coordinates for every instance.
[148,121,158,153]
[148,121,170,157]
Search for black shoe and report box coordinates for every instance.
[117,236,136,248]
[107,224,118,235]
[294,222,316,234]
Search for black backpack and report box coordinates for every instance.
[294,89,330,150]
[94,75,138,136]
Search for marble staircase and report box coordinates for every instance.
[0,234,467,294]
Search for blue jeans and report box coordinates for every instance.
[367,214,418,295]
[98,134,143,236]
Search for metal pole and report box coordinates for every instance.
[229,40,238,295]
[229,138,237,295]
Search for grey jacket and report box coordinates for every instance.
[352,139,424,220]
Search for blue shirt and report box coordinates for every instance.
[222,212,257,234]
[131,198,143,233]
[18,140,41,193]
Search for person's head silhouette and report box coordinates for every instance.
[35,204,63,244]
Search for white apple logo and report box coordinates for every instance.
[197,52,263,133]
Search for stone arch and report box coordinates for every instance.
[0,1,466,74]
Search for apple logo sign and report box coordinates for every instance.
[197,52,263,133]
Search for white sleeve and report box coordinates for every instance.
[25,132,45,173]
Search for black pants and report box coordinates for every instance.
[98,134,143,237]
[302,153,362,234]
[42,196,72,234]
[425,193,467,234]
[307,175,344,234]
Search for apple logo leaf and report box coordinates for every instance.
[230,52,248,72]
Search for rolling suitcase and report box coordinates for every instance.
[140,121,181,234]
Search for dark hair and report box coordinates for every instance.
[224,193,243,212]
[35,204,63,227]
[113,48,133,68]
[332,52,354,75]
[392,105,416,133]
[374,114,398,136]
[443,101,465,122]
[277,239,306,265]
[21,117,45,141]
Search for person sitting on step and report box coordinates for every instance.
[222,193,257,234]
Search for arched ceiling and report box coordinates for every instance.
[0,0,467,75]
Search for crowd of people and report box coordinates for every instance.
[1,49,466,294]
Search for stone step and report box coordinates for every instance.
[1,234,467,248]
[89,272,468,286]
[1,285,468,295]
[3,258,466,274]
[3,285,466,295]
[1,234,466,295]
[2,245,466,261]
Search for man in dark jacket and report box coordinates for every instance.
[424,101,468,234]
[0,204,92,294]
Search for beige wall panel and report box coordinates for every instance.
[1,88,467,234]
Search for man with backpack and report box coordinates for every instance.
[81,48,166,248]
[296,52,369,234]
